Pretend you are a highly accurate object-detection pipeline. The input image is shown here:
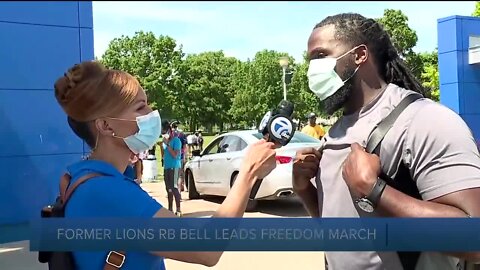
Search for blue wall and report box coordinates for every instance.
[438,15,480,140]
[0,2,93,243]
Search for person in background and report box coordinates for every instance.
[134,150,148,184]
[161,125,183,216]
[197,130,204,152]
[171,121,187,192]
[193,131,199,150]
[301,112,326,139]
[124,160,136,180]
[186,132,196,156]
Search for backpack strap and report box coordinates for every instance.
[60,173,103,205]
[104,251,126,270]
[366,93,423,154]
[365,93,423,270]
[59,172,127,269]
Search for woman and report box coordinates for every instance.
[54,61,277,269]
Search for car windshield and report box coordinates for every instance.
[251,132,320,143]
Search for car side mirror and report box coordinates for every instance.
[192,150,201,157]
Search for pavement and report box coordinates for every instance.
[0,181,325,270]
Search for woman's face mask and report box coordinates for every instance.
[111,110,162,154]
[307,45,363,101]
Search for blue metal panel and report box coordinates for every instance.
[461,45,480,84]
[461,17,480,52]
[0,22,80,90]
[0,154,82,226]
[437,17,462,54]
[80,28,95,61]
[0,90,84,157]
[0,2,93,236]
[438,51,463,85]
[79,1,94,28]
[462,83,480,114]
[461,114,480,140]
[439,83,462,114]
[0,1,78,27]
[462,18,480,83]
[438,16,480,141]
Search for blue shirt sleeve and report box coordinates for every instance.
[172,137,181,151]
[66,176,162,218]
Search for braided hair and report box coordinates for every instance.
[315,13,427,96]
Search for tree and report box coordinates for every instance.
[378,9,439,100]
[100,31,185,120]
[229,50,293,127]
[420,50,439,101]
[378,9,418,60]
[180,51,240,132]
[473,2,480,17]
[377,9,424,78]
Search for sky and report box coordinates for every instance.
[92,1,477,63]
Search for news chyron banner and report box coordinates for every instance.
[30,218,480,252]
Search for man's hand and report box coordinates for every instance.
[292,147,321,191]
[342,143,381,198]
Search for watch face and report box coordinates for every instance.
[357,199,374,213]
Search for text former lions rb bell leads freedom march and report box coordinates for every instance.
[57,228,377,241]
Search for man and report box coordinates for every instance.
[134,150,148,184]
[186,132,198,155]
[161,124,183,217]
[301,112,325,139]
[293,13,480,270]
[197,130,204,151]
[171,121,187,192]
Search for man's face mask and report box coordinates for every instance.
[111,110,162,154]
[307,45,364,101]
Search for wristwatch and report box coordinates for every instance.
[356,178,387,213]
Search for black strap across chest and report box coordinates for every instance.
[366,93,423,270]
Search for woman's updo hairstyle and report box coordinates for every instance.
[54,61,141,148]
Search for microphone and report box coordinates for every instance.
[277,100,294,117]
[258,100,296,146]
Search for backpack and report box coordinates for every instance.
[366,93,478,270]
[365,93,423,270]
[38,173,127,270]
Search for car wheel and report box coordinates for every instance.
[231,173,258,212]
[187,170,200,200]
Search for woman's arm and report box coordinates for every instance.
[150,139,277,266]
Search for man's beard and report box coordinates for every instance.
[322,64,357,116]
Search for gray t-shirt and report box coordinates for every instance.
[316,84,480,270]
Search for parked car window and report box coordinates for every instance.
[251,132,320,143]
[218,136,242,153]
[237,138,248,151]
[203,137,224,155]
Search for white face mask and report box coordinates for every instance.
[111,110,162,154]
[307,46,362,101]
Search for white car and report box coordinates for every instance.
[184,130,323,211]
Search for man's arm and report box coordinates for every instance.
[158,141,165,158]
[316,125,326,139]
[292,148,322,217]
[376,104,480,261]
[294,182,320,217]
[166,138,180,158]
